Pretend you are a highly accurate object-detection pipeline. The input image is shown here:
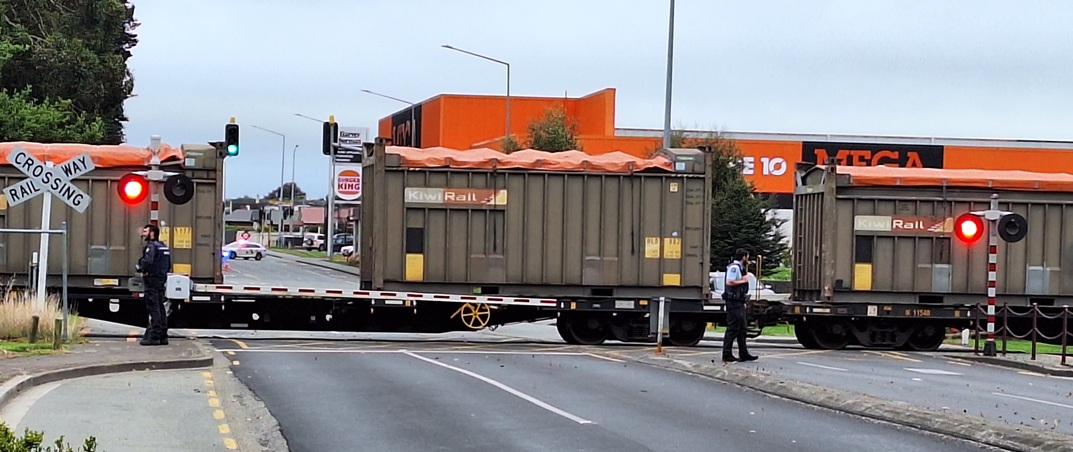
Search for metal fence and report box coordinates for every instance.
[973,303,1070,366]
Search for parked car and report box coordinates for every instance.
[222,241,266,260]
[303,233,325,251]
[340,245,355,257]
[709,271,778,301]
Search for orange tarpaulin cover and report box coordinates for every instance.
[830,165,1073,192]
[388,146,675,173]
[0,142,183,168]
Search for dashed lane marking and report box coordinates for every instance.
[796,362,848,372]
[992,392,1073,409]
[905,368,962,376]
[585,353,625,363]
[404,351,593,425]
[125,329,140,343]
[864,350,922,363]
[758,349,829,359]
[1018,371,1046,377]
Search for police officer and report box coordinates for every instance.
[137,224,171,346]
[722,248,758,362]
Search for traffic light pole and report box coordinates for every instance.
[984,194,999,357]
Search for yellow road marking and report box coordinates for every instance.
[202,371,212,378]
[864,350,922,363]
[224,438,238,450]
[205,380,214,387]
[230,339,249,349]
[226,351,235,356]
[213,410,225,420]
[208,398,220,407]
[232,360,240,366]
[126,329,140,343]
[218,424,231,434]
[207,390,217,398]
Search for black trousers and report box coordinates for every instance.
[143,275,168,341]
[722,300,750,358]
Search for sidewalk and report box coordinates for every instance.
[267,249,360,276]
[0,338,213,409]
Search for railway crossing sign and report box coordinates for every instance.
[4,146,94,213]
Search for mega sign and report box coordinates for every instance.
[803,142,944,168]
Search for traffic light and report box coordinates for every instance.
[117,173,149,205]
[997,212,1028,243]
[225,120,240,156]
[953,213,984,244]
[322,119,338,155]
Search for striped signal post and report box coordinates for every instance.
[985,198,999,357]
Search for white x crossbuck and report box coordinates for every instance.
[4,146,95,213]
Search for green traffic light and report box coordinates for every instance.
[227,144,238,156]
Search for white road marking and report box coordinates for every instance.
[945,360,972,367]
[795,362,848,372]
[992,392,1073,409]
[214,348,588,356]
[1017,371,1045,377]
[403,351,593,425]
[905,368,962,376]
[0,380,64,428]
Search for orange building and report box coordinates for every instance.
[377,88,1073,201]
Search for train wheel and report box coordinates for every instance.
[803,320,851,350]
[667,317,707,347]
[454,303,491,330]
[556,318,581,345]
[559,314,608,345]
[900,325,946,351]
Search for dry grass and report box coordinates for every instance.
[0,283,83,342]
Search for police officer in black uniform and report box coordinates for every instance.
[722,248,759,362]
[137,224,171,346]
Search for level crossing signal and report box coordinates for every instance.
[225,119,240,157]
[117,173,149,205]
[953,211,1028,244]
[953,213,984,244]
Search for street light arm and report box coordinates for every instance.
[361,89,416,106]
[293,113,323,123]
[441,44,509,67]
[251,125,285,139]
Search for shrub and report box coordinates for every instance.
[0,422,96,451]
[0,283,84,342]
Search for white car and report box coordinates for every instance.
[709,271,781,301]
[222,241,266,261]
[340,245,355,257]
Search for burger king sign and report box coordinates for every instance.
[334,165,362,201]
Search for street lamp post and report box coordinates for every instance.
[295,113,336,258]
[361,89,416,147]
[442,44,510,141]
[289,144,299,207]
[250,125,286,247]
[663,0,676,150]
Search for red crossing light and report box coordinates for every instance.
[118,174,149,205]
[953,213,984,244]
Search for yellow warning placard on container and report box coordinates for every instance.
[662,273,681,286]
[173,263,192,275]
[0,193,7,210]
[663,238,682,259]
[853,263,873,290]
[174,227,193,249]
[159,227,171,247]
[644,237,661,258]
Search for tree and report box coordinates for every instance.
[0,0,139,144]
[525,106,581,152]
[266,182,307,203]
[500,135,521,153]
[682,130,788,273]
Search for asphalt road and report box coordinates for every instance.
[218,339,990,452]
[491,321,1073,437]
[223,253,361,289]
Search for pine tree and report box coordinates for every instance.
[675,130,788,272]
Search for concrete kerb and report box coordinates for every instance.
[0,342,215,412]
[267,250,360,276]
[597,350,1072,452]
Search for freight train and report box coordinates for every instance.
[1,138,1070,350]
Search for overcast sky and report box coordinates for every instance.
[122,1,1073,199]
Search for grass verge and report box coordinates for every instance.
[273,249,353,265]
[946,336,1070,355]
[708,323,797,337]
[0,283,84,353]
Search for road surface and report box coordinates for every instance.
[223,253,360,289]
[217,339,991,452]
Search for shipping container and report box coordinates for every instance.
[793,164,1073,306]
[361,139,711,301]
[0,142,224,291]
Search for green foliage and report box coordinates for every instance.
[500,135,521,153]
[525,107,581,152]
[689,131,788,272]
[0,422,97,452]
[0,0,139,144]
[266,182,307,202]
[0,87,106,142]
